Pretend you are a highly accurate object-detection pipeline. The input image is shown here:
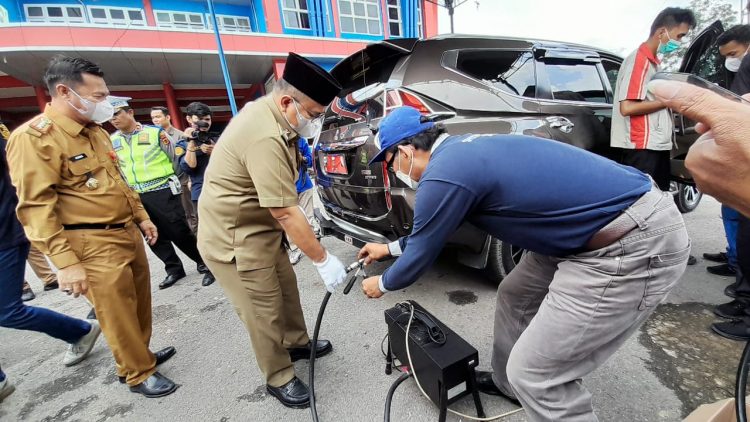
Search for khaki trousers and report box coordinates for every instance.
[23,245,57,290]
[180,174,198,234]
[206,245,309,387]
[65,223,156,385]
[491,187,690,421]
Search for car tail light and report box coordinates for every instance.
[382,161,392,210]
[385,89,431,115]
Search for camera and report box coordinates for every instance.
[189,120,211,144]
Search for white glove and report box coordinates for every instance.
[314,251,347,293]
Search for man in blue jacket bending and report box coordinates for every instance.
[358,106,690,422]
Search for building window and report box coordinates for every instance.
[282,0,310,30]
[155,10,205,30]
[25,4,85,24]
[206,14,252,32]
[89,6,146,26]
[339,0,381,35]
[387,0,401,37]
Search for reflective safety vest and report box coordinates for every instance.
[111,126,174,193]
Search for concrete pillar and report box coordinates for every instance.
[143,0,156,26]
[34,86,47,112]
[163,83,183,130]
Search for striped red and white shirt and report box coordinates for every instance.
[611,43,674,151]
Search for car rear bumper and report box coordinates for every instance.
[315,208,391,248]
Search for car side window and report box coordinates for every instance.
[693,40,729,88]
[601,59,620,96]
[454,50,537,98]
[544,60,608,103]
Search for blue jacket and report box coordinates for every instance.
[381,134,651,291]
[296,138,313,194]
[0,136,29,251]
[177,133,218,201]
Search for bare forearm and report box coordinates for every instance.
[620,100,666,116]
[185,143,198,168]
[270,206,325,262]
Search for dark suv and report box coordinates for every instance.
[314,22,728,280]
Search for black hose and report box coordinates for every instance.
[384,372,412,422]
[736,340,750,422]
[309,291,331,422]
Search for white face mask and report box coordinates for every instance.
[395,148,418,190]
[725,46,749,72]
[67,87,115,124]
[290,99,323,139]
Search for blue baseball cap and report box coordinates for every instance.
[369,106,434,165]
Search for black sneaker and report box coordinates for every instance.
[714,300,749,320]
[703,251,728,263]
[707,264,737,277]
[712,319,750,341]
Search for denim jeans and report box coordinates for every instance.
[722,205,740,269]
[0,243,90,344]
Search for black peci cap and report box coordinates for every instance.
[282,52,342,106]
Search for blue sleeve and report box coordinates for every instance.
[299,138,312,167]
[177,139,195,175]
[381,180,478,291]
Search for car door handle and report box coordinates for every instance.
[546,116,575,133]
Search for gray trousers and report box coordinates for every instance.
[491,186,690,422]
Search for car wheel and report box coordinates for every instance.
[670,182,703,213]
[485,237,526,284]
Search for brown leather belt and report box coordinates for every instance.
[584,186,665,251]
[63,223,126,230]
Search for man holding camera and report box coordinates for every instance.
[109,98,215,289]
[177,102,218,218]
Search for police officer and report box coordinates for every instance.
[198,53,347,409]
[6,56,177,397]
[150,106,196,234]
[358,107,691,421]
[109,99,215,288]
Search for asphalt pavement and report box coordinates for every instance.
[0,195,745,422]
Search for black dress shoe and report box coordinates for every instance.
[704,251,728,263]
[687,255,697,266]
[44,281,59,291]
[714,300,749,320]
[87,308,97,320]
[707,264,737,277]
[120,347,177,383]
[159,271,186,290]
[201,272,215,287]
[21,288,35,302]
[197,263,209,274]
[266,376,310,409]
[475,371,521,406]
[726,283,739,299]
[287,340,333,362]
[712,318,750,341]
[129,372,178,398]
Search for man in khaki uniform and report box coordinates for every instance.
[6,56,177,398]
[199,53,347,409]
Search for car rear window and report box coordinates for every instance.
[454,50,536,98]
[544,60,607,103]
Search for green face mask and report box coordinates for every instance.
[658,32,681,54]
